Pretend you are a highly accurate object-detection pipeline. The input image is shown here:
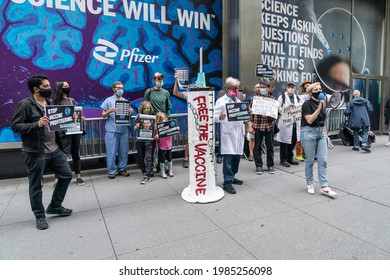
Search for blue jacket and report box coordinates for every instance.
[344,96,373,128]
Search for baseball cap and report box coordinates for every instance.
[154,72,164,79]
[287,82,296,86]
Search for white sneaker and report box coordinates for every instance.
[385,142,390,146]
[168,170,174,177]
[320,187,337,198]
[307,184,315,195]
[160,170,167,179]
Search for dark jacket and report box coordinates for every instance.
[344,96,373,128]
[384,98,390,125]
[11,96,62,153]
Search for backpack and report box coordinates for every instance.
[281,92,300,106]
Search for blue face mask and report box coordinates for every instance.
[259,88,268,95]
[116,89,124,96]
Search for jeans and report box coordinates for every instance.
[22,149,72,218]
[301,126,328,187]
[60,134,81,174]
[254,129,274,168]
[222,154,241,185]
[280,126,297,162]
[105,132,129,174]
[353,126,369,147]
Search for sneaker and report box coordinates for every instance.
[46,205,73,216]
[268,166,275,174]
[217,156,223,164]
[352,147,359,151]
[141,176,152,184]
[385,142,390,146]
[118,170,129,177]
[248,155,254,161]
[108,174,116,179]
[76,178,85,186]
[232,178,243,185]
[307,184,315,195]
[287,160,299,165]
[296,155,305,161]
[362,146,371,153]
[256,166,263,175]
[160,170,167,179]
[36,217,49,230]
[168,170,174,177]
[280,161,290,167]
[320,187,337,198]
[223,184,236,194]
[182,160,189,168]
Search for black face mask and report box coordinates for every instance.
[39,88,52,98]
[312,91,321,99]
[62,88,70,95]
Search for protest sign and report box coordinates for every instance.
[251,96,279,119]
[65,106,83,135]
[137,114,156,141]
[281,104,302,125]
[156,120,180,138]
[45,105,76,132]
[115,100,131,125]
[225,102,251,121]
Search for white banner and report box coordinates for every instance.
[181,89,224,203]
[251,96,279,119]
[280,104,302,125]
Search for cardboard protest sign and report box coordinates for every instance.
[225,102,251,121]
[280,104,302,125]
[65,106,83,135]
[251,96,279,119]
[115,100,131,125]
[137,114,156,141]
[156,120,180,138]
[45,105,76,132]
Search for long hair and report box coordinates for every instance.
[138,101,154,114]
[53,80,66,105]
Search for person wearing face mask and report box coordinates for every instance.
[214,77,245,194]
[295,80,312,162]
[248,78,276,175]
[144,72,172,117]
[301,82,337,198]
[101,81,134,179]
[11,74,74,230]
[52,80,85,188]
[276,82,302,167]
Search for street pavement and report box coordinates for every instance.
[0,136,389,260]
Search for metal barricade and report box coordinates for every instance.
[325,108,346,136]
[79,113,188,159]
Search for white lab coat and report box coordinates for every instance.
[276,91,303,144]
[214,94,245,155]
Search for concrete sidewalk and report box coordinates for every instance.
[1,136,390,260]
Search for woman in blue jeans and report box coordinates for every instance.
[301,82,337,198]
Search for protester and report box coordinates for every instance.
[173,72,190,168]
[155,112,175,178]
[248,78,276,175]
[11,74,74,230]
[276,82,301,167]
[52,80,85,188]
[295,80,311,161]
[244,84,260,161]
[344,90,373,152]
[134,101,155,184]
[214,77,245,194]
[101,81,133,179]
[301,82,337,197]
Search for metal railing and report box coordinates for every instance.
[79,109,345,159]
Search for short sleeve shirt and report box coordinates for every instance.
[301,100,326,127]
[101,95,130,133]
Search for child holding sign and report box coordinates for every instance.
[154,112,175,178]
[134,101,155,184]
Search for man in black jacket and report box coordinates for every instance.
[11,74,73,230]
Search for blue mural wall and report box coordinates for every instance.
[0,0,222,143]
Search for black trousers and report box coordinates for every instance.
[158,148,172,163]
[136,141,154,176]
[60,134,81,174]
[22,149,72,218]
[254,129,274,168]
[280,126,297,163]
